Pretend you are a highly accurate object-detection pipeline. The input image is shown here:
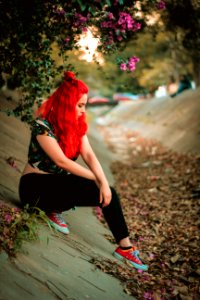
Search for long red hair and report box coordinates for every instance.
[36,71,88,159]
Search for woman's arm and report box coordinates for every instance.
[36,135,96,180]
[80,135,112,206]
[80,135,108,185]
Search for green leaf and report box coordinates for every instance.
[105,0,111,6]
[88,6,96,16]
[77,0,87,11]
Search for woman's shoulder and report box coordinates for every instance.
[34,117,51,127]
[31,117,55,138]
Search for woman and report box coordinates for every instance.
[19,71,148,271]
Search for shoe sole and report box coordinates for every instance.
[113,252,148,271]
[48,220,70,234]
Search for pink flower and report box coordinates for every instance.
[120,63,127,71]
[128,60,136,71]
[119,55,140,72]
[64,37,70,44]
[133,22,141,31]
[128,64,136,72]
[107,12,114,20]
[101,21,114,28]
[157,1,166,10]
[118,12,134,31]
[129,56,140,63]
[144,291,153,300]
[14,207,20,213]
[73,13,88,29]
[137,269,143,273]
[74,13,87,24]
[117,36,123,41]
[105,34,114,45]
[5,214,12,224]
[82,27,88,32]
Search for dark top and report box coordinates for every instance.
[28,118,69,174]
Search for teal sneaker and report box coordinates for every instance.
[47,212,70,234]
[113,247,148,271]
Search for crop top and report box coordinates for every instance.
[28,118,70,174]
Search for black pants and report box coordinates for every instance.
[19,173,129,244]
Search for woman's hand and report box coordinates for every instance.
[99,182,112,207]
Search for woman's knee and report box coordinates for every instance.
[107,186,120,208]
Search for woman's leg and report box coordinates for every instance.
[19,173,148,270]
[19,173,129,243]
[101,187,130,244]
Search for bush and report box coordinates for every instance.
[0,203,47,256]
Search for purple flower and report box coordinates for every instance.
[157,1,166,10]
[120,63,127,71]
[160,262,165,267]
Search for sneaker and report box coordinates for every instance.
[47,212,70,234]
[113,247,148,271]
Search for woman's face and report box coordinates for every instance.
[76,94,88,119]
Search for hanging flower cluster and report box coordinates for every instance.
[119,56,140,72]
[73,13,88,32]
[54,1,166,73]
[100,11,141,45]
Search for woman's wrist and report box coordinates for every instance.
[98,178,109,187]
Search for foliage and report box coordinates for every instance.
[160,0,200,84]
[0,203,48,256]
[0,0,165,122]
[1,1,199,121]
[163,0,200,51]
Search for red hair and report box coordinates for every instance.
[36,71,88,159]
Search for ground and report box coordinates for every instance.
[0,88,200,299]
